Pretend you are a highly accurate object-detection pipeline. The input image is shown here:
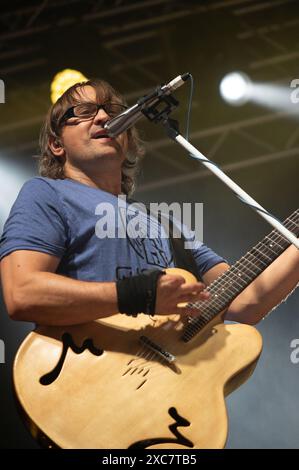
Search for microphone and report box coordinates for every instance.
[104,73,190,138]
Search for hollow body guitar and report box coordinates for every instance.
[13,209,298,449]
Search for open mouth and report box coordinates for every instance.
[92,134,111,139]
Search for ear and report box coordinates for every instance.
[49,135,65,158]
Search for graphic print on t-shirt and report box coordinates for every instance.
[118,201,173,269]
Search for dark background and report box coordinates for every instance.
[0,0,298,449]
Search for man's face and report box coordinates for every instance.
[58,86,128,170]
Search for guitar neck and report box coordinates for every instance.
[182,209,299,342]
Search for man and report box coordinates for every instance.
[0,79,298,326]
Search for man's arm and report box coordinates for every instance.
[225,244,299,324]
[0,250,208,326]
[202,245,299,325]
[0,250,118,325]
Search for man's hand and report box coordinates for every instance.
[155,273,209,317]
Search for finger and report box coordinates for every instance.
[181,287,210,297]
[181,314,197,325]
[177,290,210,303]
[178,282,206,295]
[172,275,187,286]
[175,302,207,317]
[164,274,186,287]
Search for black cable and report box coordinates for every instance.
[185,73,194,142]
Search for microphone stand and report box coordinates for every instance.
[141,94,299,249]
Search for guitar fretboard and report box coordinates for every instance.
[182,209,299,342]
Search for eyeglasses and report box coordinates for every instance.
[60,102,128,125]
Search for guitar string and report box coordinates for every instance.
[135,211,298,364]
[150,213,299,370]
[188,213,298,314]
[195,212,299,305]
[138,211,298,351]
[128,211,298,369]
[184,213,298,339]
[125,313,187,374]
[142,214,299,374]
[184,217,298,340]
[190,216,298,314]
[130,211,298,365]
[186,230,292,323]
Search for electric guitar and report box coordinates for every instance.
[13,209,298,449]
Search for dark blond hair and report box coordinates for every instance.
[38,79,145,195]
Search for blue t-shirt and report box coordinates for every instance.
[0,177,225,281]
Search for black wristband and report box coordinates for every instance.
[116,269,166,317]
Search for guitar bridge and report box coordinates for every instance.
[139,335,176,363]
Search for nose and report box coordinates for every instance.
[93,106,110,125]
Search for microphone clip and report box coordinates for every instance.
[141,93,179,125]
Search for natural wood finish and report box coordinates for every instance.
[13,268,262,449]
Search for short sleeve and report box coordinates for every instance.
[171,217,227,278]
[192,242,227,277]
[0,178,69,261]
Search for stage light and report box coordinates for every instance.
[248,83,299,117]
[220,72,299,117]
[220,72,251,106]
[50,69,88,103]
